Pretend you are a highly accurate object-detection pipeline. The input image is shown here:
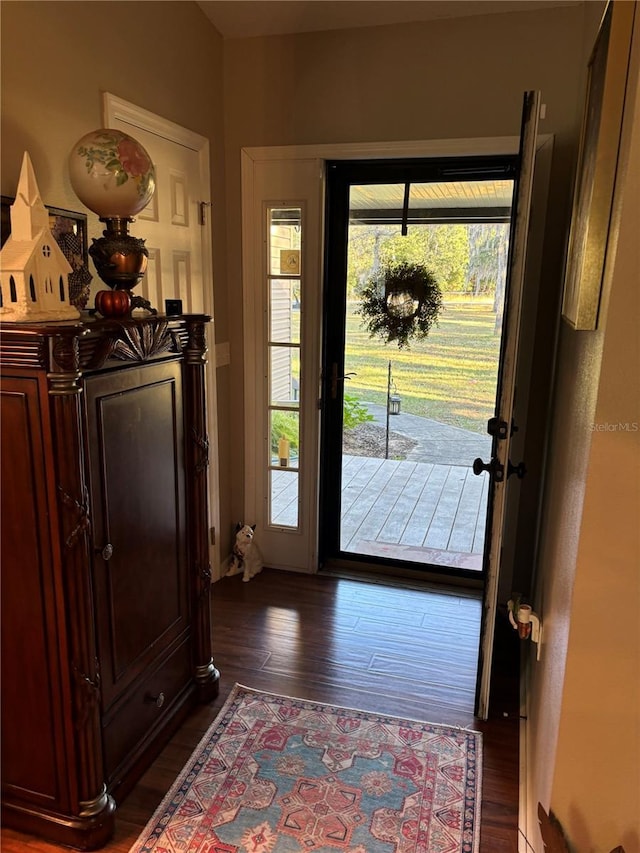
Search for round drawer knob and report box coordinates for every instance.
[96,543,114,561]
[145,691,165,709]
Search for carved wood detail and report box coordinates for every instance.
[112,320,178,362]
[47,330,83,395]
[192,427,210,475]
[197,560,212,602]
[72,659,101,731]
[51,333,80,373]
[184,317,208,365]
[58,485,90,549]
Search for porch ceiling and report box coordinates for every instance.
[350,179,514,224]
[351,180,514,210]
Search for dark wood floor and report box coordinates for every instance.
[1,570,520,852]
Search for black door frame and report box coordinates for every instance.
[319,155,519,583]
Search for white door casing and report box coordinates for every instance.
[104,93,221,577]
[241,154,324,572]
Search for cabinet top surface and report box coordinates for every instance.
[0,313,212,376]
[0,312,211,337]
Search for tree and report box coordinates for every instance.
[465,223,510,301]
[347,223,470,297]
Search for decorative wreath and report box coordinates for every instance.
[358,261,443,348]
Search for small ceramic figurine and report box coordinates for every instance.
[225,523,263,583]
[0,152,79,322]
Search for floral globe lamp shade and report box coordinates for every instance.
[69,129,157,313]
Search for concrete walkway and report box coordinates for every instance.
[364,403,491,467]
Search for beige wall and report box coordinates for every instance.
[0,0,233,556]
[528,9,640,850]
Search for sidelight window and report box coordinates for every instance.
[266,207,302,529]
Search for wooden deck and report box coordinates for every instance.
[272,454,489,571]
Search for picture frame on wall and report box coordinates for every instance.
[1,195,93,310]
[561,0,636,330]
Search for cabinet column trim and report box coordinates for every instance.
[46,327,115,841]
[184,317,220,700]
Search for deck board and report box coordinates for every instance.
[271,455,489,570]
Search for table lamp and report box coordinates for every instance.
[69,128,156,315]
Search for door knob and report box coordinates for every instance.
[472,457,504,482]
[507,460,526,479]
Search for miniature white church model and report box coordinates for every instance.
[0,152,79,322]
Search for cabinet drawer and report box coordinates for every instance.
[102,637,192,783]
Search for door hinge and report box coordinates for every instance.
[487,416,519,439]
[199,201,213,226]
[210,526,216,545]
[487,417,508,439]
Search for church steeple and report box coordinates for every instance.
[0,151,79,322]
[11,152,49,241]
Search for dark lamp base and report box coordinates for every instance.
[89,217,149,291]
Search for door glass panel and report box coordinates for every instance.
[269,409,299,468]
[270,279,301,343]
[337,179,513,570]
[267,207,302,529]
[270,346,300,407]
[270,469,299,528]
[269,209,302,275]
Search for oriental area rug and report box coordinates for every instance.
[129,684,482,853]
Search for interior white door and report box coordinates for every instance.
[103,93,221,576]
[476,91,541,719]
[104,96,207,315]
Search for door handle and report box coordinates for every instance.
[473,457,526,481]
[330,364,356,399]
[472,457,504,482]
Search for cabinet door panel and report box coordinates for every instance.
[86,362,188,710]
[0,379,68,809]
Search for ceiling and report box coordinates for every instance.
[197,0,582,39]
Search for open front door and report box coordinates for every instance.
[319,157,518,581]
[475,91,541,719]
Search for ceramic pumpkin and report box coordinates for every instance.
[95,288,131,318]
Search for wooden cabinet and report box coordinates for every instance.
[0,315,219,850]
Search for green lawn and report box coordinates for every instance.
[344,297,501,434]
